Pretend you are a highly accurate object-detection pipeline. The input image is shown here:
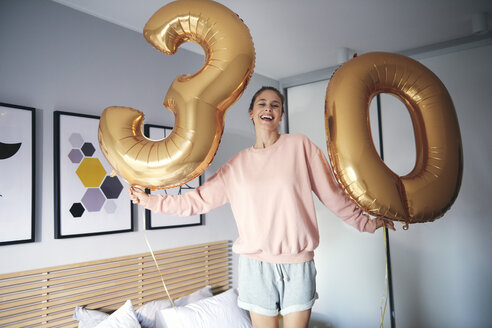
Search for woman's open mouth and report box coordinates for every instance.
[260,115,273,121]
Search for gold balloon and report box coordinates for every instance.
[325,52,463,224]
[98,0,255,189]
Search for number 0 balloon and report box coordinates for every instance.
[325,52,463,225]
[98,0,255,189]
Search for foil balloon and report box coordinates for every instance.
[98,0,255,189]
[325,52,463,225]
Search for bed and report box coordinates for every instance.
[0,240,252,328]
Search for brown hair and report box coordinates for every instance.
[248,86,284,113]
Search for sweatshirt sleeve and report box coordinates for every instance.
[308,143,377,233]
[145,167,229,217]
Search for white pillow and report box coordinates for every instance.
[73,306,109,328]
[94,300,141,328]
[174,285,213,306]
[136,285,213,328]
[155,289,252,328]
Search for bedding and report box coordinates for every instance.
[73,286,214,328]
[0,240,231,327]
[155,289,252,328]
[73,307,109,328]
[74,300,139,328]
[94,300,140,328]
[136,286,213,328]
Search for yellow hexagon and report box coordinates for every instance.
[76,158,107,187]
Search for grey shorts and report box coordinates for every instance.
[237,256,318,316]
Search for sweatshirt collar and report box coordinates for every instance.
[249,134,285,153]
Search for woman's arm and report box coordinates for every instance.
[128,169,229,217]
[308,145,394,232]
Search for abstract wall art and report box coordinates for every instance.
[54,111,134,238]
[0,103,35,245]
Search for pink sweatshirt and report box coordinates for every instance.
[146,133,376,263]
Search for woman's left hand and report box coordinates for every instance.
[375,217,396,231]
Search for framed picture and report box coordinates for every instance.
[0,103,35,245]
[143,124,204,229]
[54,111,134,238]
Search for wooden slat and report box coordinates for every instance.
[0,240,232,328]
[0,249,229,300]
[0,242,229,288]
[0,256,229,307]
[0,240,229,282]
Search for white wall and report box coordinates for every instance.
[288,81,389,328]
[0,0,278,283]
[2,1,491,327]
[388,44,492,328]
[287,44,492,327]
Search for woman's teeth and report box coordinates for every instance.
[261,115,273,120]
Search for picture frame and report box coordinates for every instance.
[143,124,204,229]
[0,103,35,245]
[54,111,134,238]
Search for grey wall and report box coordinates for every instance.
[0,0,278,279]
[288,77,390,328]
[2,1,491,327]
[386,44,492,328]
[287,44,492,327]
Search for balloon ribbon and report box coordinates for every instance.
[142,211,184,328]
[380,226,389,327]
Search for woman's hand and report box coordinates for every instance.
[375,217,396,231]
[128,186,149,207]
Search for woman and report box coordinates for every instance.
[129,86,395,328]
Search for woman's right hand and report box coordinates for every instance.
[128,186,149,207]
[375,216,396,231]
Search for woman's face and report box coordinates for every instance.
[249,90,283,130]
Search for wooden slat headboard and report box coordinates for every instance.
[0,240,232,328]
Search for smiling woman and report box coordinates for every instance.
[247,87,284,145]
[129,86,393,328]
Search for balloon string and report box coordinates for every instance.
[380,226,389,328]
[142,210,184,328]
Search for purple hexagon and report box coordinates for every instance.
[104,200,117,214]
[81,188,105,212]
[68,149,83,163]
[81,142,96,157]
[100,176,123,199]
[69,133,84,148]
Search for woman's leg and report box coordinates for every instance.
[283,309,312,328]
[250,311,279,328]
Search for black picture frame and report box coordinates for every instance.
[0,103,35,245]
[143,124,204,229]
[54,111,134,238]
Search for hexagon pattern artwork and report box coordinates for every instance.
[69,133,84,148]
[81,142,96,156]
[100,176,124,199]
[68,149,83,164]
[69,202,85,217]
[76,158,106,187]
[68,134,126,218]
[82,188,106,212]
[104,200,117,214]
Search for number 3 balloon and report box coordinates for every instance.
[98,0,255,189]
[325,52,463,225]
